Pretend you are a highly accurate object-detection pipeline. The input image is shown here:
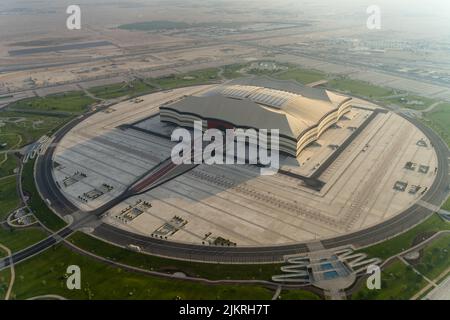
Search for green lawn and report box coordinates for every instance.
[89,69,219,99]
[222,61,294,79]
[21,159,66,231]
[0,97,75,230]
[423,103,450,147]
[327,78,394,98]
[221,63,247,79]
[278,289,321,300]
[415,234,450,280]
[88,80,157,100]
[0,133,21,150]
[0,263,11,299]
[382,95,437,111]
[6,244,274,300]
[443,196,450,211]
[351,258,427,300]
[0,111,70,147]
[152,68,220,90]
[0,154,18,178]
[69,232,282,281]
[7,91,95,114]
[0,227,48,257]
[0,175,20,222]
[358,214,450,260]
[275,68,326,85]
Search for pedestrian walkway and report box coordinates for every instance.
[425,274,450,300]
[416,200,441,212]
[307,241,325,252]
[0,244,14,300]
[325,288,346,300]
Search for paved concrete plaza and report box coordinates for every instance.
[425,275,450,300]
[53,85,439,246]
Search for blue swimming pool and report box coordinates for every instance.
[320,263,334,271]
[323,271,339,280]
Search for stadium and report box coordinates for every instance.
[160,79,353,156]
[40,76,446,263]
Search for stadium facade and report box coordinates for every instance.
[160,77,352,156]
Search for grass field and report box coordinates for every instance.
[275,68,326,85]
[0,133,21,150]
[382,95,438,111]
[351,258,427,300]
[221,61,296,79]
[358,214,450,260]
[21,159,66,231]
[89,69,219,99]
[6,244,274,300]
[0,261,10,299]
[0,175,20,222]
[7,92,95,115]
[327,78,394,98]
[443,196,450,211]
[0,154,18,178]
[152,68,220,89]
[422,103,450,147]
[415,234,450,280]
[221,63,247,79]
[69,232,282,281]
[0,111,69,147]
[88,80,157,100]
[0,227,48,258]
[0,95,74,232]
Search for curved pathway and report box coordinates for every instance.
[0,244,14,300]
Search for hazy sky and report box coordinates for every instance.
[2,0,450,17]
[1,0,449,39]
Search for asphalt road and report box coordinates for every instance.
[0,226,73,269]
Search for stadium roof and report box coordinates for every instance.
[163,77,352,139]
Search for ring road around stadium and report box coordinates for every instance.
[35,77,450,263]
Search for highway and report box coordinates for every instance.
[0,102,449,268]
